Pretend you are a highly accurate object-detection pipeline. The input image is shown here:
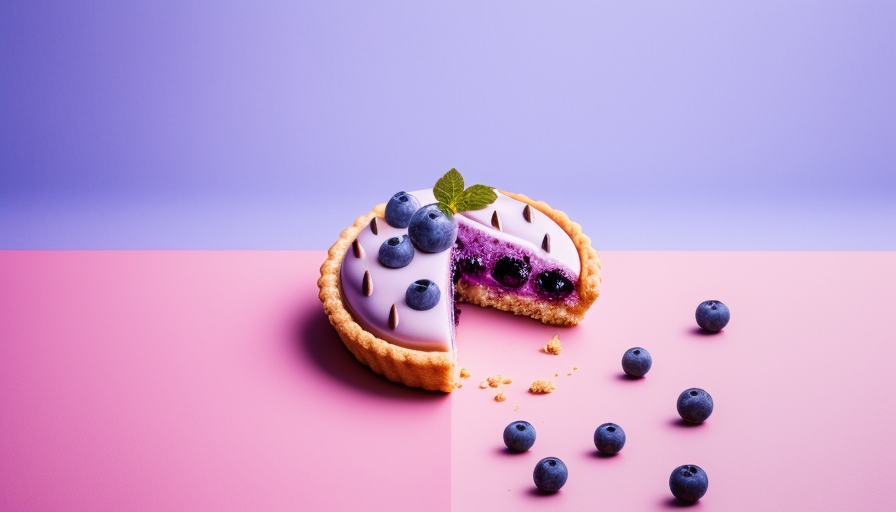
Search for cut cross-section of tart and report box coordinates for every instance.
[318,171,600,392]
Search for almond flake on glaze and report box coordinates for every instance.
[351,239,364,258]
[388,304,399,330]
[523,204,534,223]
[362,270,373,296]
[491,210,503,231]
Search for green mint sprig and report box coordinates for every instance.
[432,168,497,217]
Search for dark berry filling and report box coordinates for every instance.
[492,256,531,289]
[450,223,580,304]
[459,256,486,276]
[534,270,574,298]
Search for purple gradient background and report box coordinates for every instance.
[1,1,894,249]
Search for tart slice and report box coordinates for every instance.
[318,170,600,392]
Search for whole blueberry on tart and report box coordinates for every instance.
[408,204,458,253]
[384,191,421,228]
[318,168,602,391]
[378,235,415,269]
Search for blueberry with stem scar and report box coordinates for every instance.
[695,300,730,332]
[669,464,708,502]
[384,191,421,228]
[378,235,414,268]
[405,279,440,311]
[503,420,536,452]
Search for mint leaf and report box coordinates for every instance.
[460,184,497,212]
[431,168,497,216]
[433,168,465,214]
[435,202,454,217]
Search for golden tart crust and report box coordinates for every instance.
[317,191,601,392]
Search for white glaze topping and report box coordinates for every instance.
[340,189,581,352]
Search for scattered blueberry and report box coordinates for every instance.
[677,388,714,423]
[405,279,441,311]
[621,347,652,378]
[408,204,458,253]
[384,191,421,228]
[378,235,415,268]
[669,464,708,502]
[503,420,536,452]
[533,457,568,493]
[695,300,730,332]
[534,270,575,298]
[593,423,626,454]
[492,256,531,288]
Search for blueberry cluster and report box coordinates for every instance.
[494,300,729,500]
[379,192,461,312]
[499,419,626,493]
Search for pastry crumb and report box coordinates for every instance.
[479,381,489,389]
[502,377,512,385]
[459,367,471,379]
[487,374,506,388]
[528,380,556,394]
[514,405,520,411]
[543,335,562,355]
[494,392,507,402]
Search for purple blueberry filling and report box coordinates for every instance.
[492,256,531,288]
[535,270,574,298]
[450,223,579,304]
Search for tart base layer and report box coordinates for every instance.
[318,192,601,392]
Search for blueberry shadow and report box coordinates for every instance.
[292,305,446,402]
[669,418,706,428]
[496,446,533,456]
[589,450,620,459]
[688,326,723,337]
[661,496,701,508]
[616,373,647,382]
[526,487,562,497]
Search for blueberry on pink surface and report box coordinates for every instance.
[593,423,626,454]
[533,457,568,492]
[677,388,713,423]
[621,347,652,378]
[669,464,708,502]
[502,420,536,452]
[695,300,730,332]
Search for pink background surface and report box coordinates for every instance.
[1,251,895,511]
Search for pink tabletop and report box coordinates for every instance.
[1,251,894,511]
